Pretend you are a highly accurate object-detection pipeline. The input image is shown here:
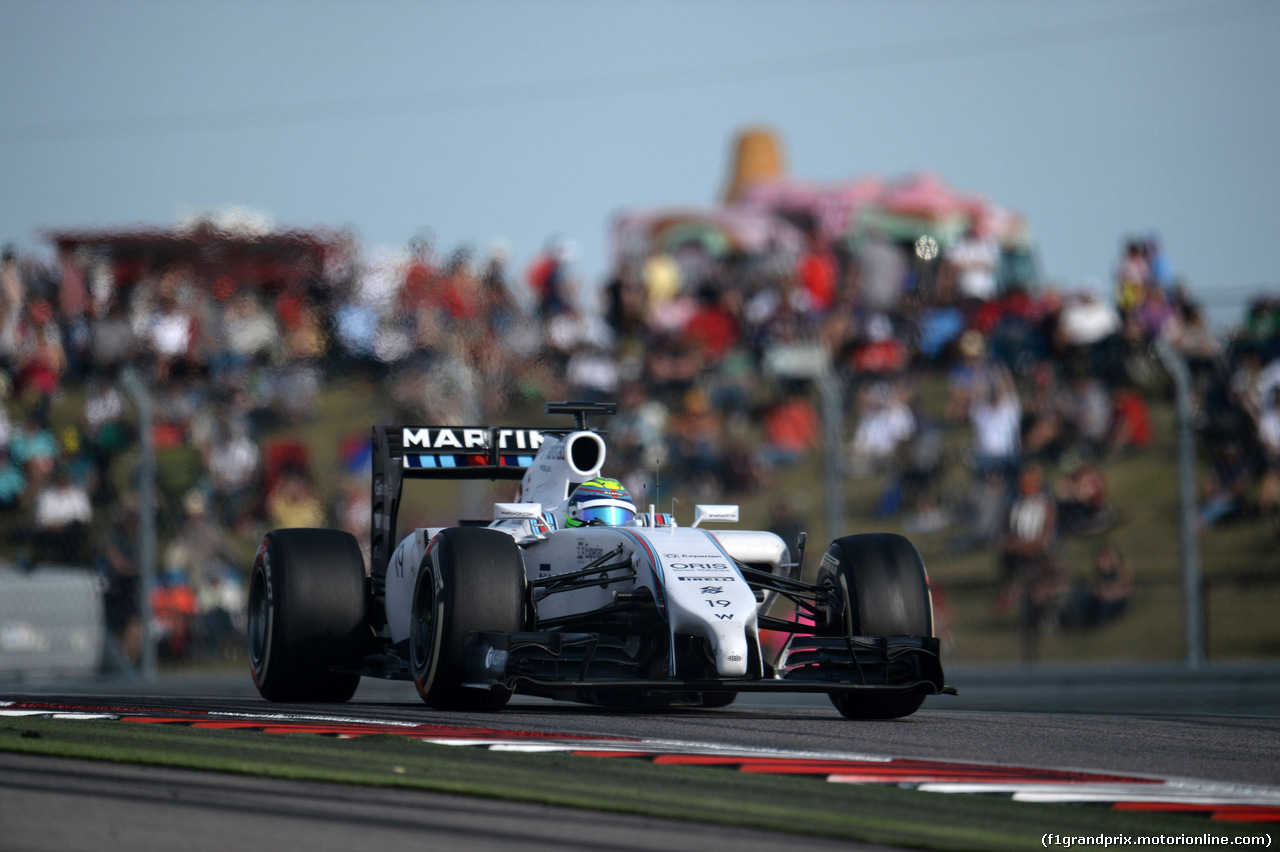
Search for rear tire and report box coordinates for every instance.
[248,529,366,702]
[817,533,933,720]
[410,527,527,711]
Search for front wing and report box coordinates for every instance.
[463,631,953,698]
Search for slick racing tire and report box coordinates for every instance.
[817,533,933,720]
[249,528,366,703]
[410,527,527,711]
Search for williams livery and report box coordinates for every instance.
[248,402,953,718]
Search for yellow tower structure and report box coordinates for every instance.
[721,126,786,203]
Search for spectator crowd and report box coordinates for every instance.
[1,202,1277,669]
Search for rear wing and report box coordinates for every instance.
[379,425,545,480]
[369,402,617,615]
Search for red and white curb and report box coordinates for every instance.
[3,699,1278,823]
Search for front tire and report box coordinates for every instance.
[817,533,934,720]
[248,529,366,702]
[410,527,527,711]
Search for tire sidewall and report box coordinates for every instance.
[411,539,449,703]
[249,536,280,693]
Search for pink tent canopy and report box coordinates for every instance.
[736,176,885,242]
[880,172,974,221]
[610,171,1029,272]
[610,206,806,264]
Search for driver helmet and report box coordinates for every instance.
[566,477,636,527]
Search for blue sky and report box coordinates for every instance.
[3,1,1277,327]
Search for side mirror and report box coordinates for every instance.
[692,505,739,528]
[494,502,542,520]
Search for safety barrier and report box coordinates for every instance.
[0,567,103,680]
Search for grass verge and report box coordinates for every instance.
[0,716,1264,851]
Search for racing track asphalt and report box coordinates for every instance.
[3,667,1280,850]
[0,752,908,852]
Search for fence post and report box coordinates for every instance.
[816,369,846,549]
[119,368,157,681]
[1152,339,1205,668]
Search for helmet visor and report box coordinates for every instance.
[575,501,635,526]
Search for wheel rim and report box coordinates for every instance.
[248,567,269,669]
[816,575,848,636]
[410,567,436,677]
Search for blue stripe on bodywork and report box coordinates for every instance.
[405,454,456,468]
[618,528,666,617]
[501,455,534,467]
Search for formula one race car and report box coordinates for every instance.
[247,402,952,719]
